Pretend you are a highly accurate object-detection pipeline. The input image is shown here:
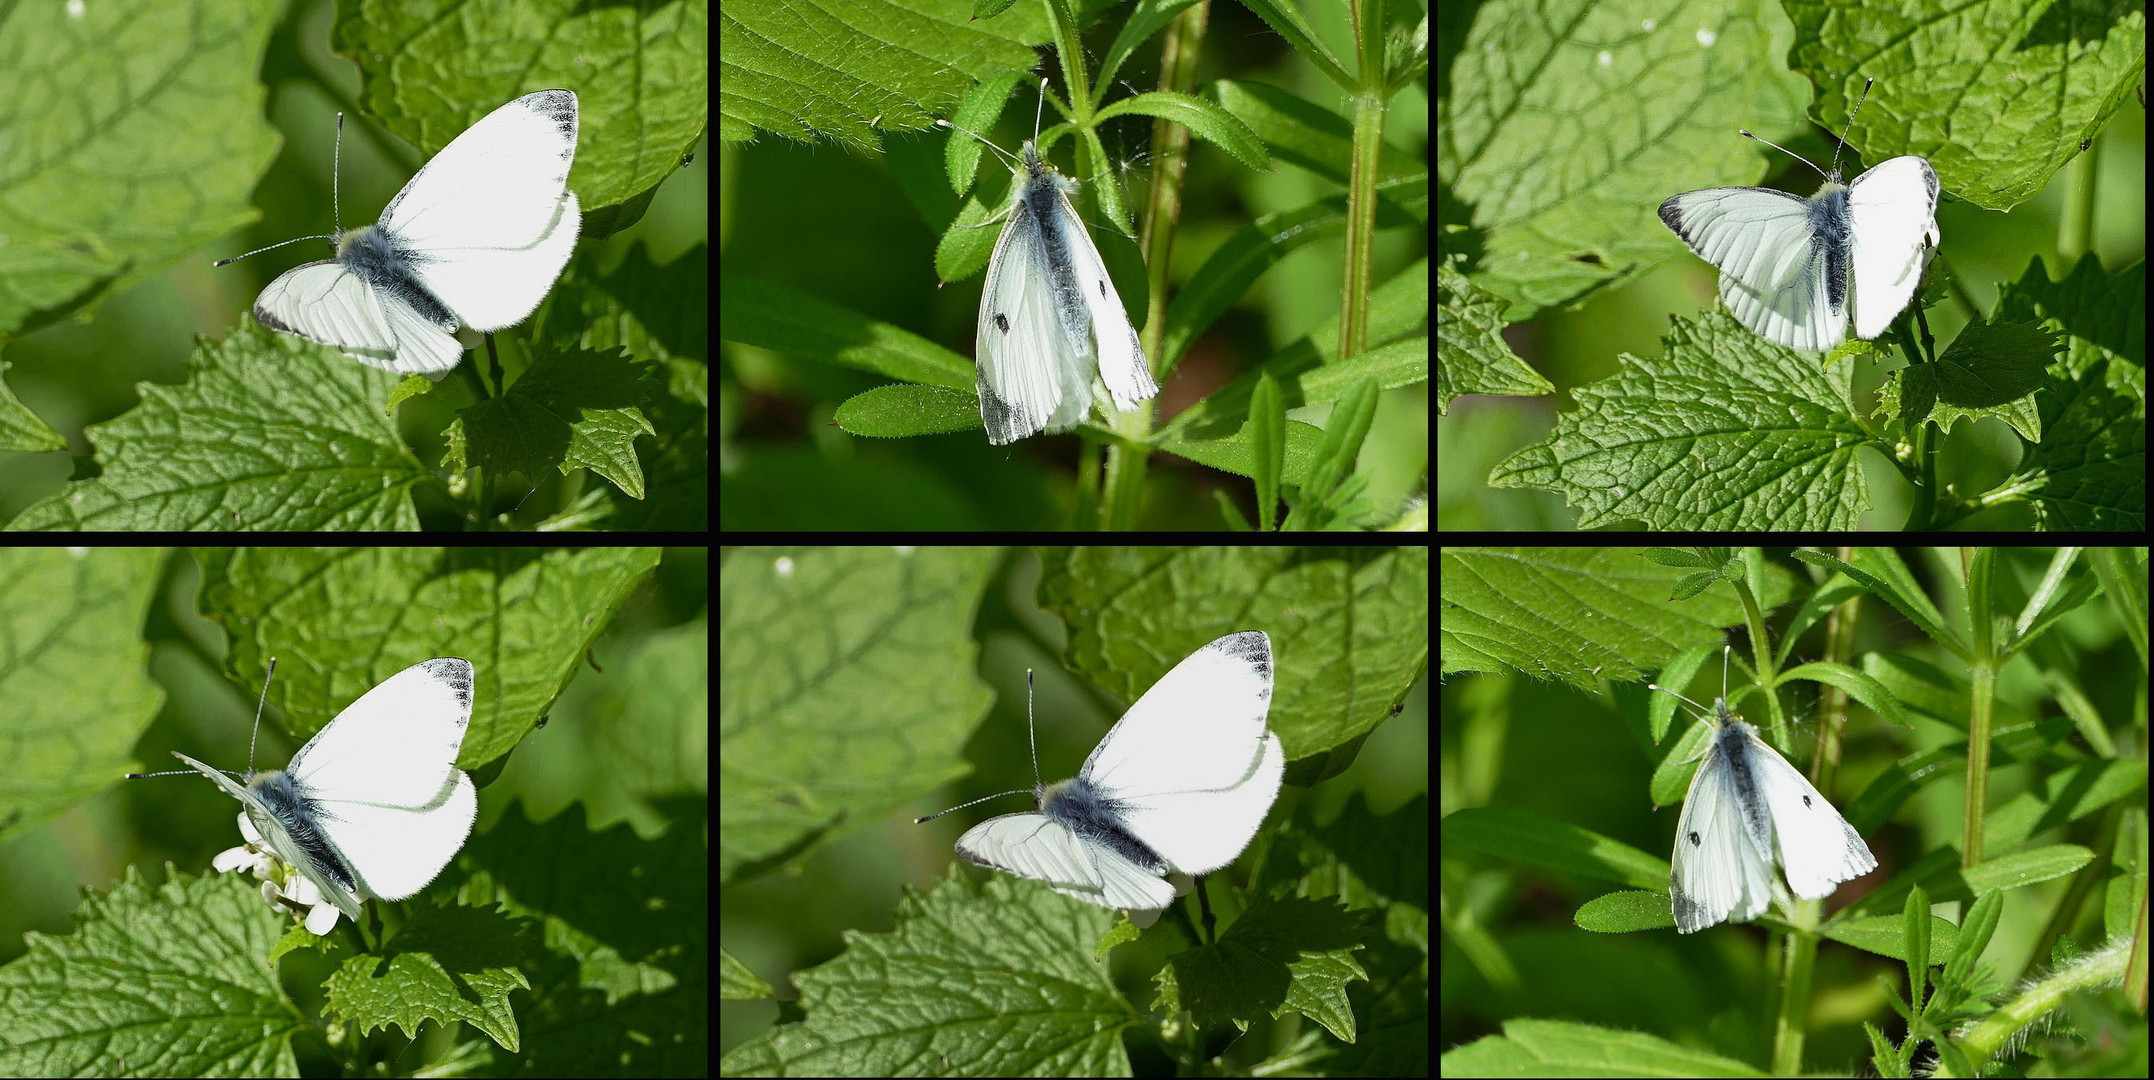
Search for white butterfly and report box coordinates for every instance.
[1659,81,1939,351]
[166,659,478,932]
[918,631,1283,924]
[227,90,581,376]
[1652,648,1876,933]
[938,80,1158,444]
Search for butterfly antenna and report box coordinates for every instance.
[331,113,345,237]
[910,667,1047,825]
[1736,77,1877,185]
[935,116,1024,169]
[1024,669,1047,788]
[1645,681,1714,723]
[1647,644,1739,725]
[123,658,280,781]
[211,113,352,267]
[1736,129,1832,182]
[1826,77,1876,179]
[244,658,278,776]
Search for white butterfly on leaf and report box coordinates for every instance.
[1651,646,1877,934]
[221,90,581,377]
[1659,79,1939,352]
[937,79,1159,444]
[138,658,479,934]
[917,631,1283,926]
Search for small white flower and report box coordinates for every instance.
[211,813,346,934]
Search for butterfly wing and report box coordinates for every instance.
[376,90,581,332]
[954,810,1179,915]
[285,659,478,900]
[253,258,465,375]
[311,770,477,901]
[1846,156,1940,340]
[1042,170,1156,413]
[1669,721,1779,933]
[1074,631,1281,876]
[1738,726,1879,899]
[974,155,1092,444]
[287,660,474,803]
[1659,186,1844,350]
